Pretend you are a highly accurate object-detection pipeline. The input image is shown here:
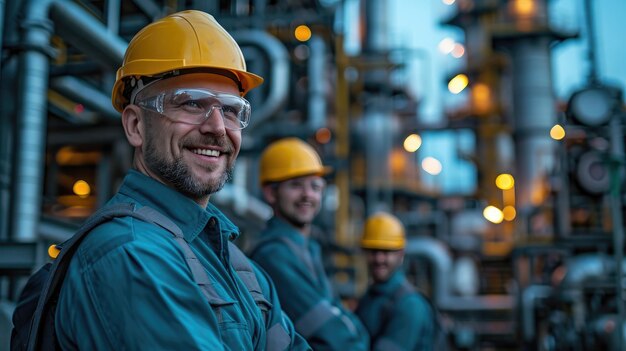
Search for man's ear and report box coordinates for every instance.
[121,105,144,148]
[262,184,277,205]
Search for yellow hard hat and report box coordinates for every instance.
[111,10,264,112]
[361,212,406,250]
[259,138,331,184]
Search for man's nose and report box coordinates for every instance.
[199,106,226,135]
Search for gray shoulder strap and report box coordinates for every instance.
[228,241,271,312]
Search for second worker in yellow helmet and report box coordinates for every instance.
[250,137,370,351]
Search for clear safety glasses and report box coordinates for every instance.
[134,88,251,130]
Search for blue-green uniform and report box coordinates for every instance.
[356,270,435,351]
[56,170,311,350]
[250,217,369,351]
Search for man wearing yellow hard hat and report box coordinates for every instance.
[356,212,438,351]
[250,137,369,350]
[53,11,309,350]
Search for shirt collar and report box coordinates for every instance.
[264,216,308,246]
[370,269,406,295]
[117,170,240,242]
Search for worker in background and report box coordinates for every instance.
[250,137,369,351]
[356,212,437,351]
[54,11,309,350]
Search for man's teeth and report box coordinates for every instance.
[192,149,220,157]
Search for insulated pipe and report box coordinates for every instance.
[50,76,120,120]
[10,0,126,241]
[510,36,557,213]
[557,254,626,289]
[405,237,453,306]
[49,1,126,69]
[521,285,552,342]
[231,30,290,132]
[308,35,326,131]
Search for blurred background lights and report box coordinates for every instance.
[422,157,442,175]
[294,24,312,42]
[315,127,332,144]
[442,0,456,5]
[438,38,455,54]
[72,180,91,198]
[448,74,469,94]
[503,206,517,221]
[403,133,422,152]
[495,173,515,190]
[451,43,465,58]
[550,124,566,140]
[483,205,504,224]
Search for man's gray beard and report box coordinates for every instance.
[144,140,233,199]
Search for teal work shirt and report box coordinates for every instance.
[356,270,435,351]
[250,217,369,351]
[56,170,310,350]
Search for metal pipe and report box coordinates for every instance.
[521,285,552,341]
[9,0,56,241]
[609,112,625,351]
[308,35,326,131]
[10,0,127,241]
[405,237,453,306]
[49,1,126,69]
[231,30,290,133]
[50,76,119,120]
[510,36,557,213]
[583,0,598,83]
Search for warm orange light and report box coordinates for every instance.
[495,174,515,190]
[503,206,517,221]
[513,0,536,17]
[483,206,504,224]
[448,74,469,94]
[550,124,565,140]
[472,83,492,113]
[389,150,407,175]
[403,134,422,152]
[73,180,91,198]
[294,25,312,42]
[315,127,332,144]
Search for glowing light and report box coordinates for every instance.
[389,150,407,174]
[550,124,566,140]
[451,43,465,58]
[483,206,504,224]
[503,206,517,221]
[438,38,455,54]
[448,74,469,94]
[403,134,422,152]
[72,180,91,198]
[472,83,492,113]
[442,0,456,5]
[422,157,442,175]
[495,173,515,190]
[315,127,332,144]
[74,104,85,114]
[513,0,536,17]
[294,25,312,42]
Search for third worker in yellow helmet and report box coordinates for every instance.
[356,212,439,351]
[250,137,370,351]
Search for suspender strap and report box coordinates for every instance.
[266,322,291,351]
[294,300,340,338]
[227,242,271,312]
[137,205,292,350]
